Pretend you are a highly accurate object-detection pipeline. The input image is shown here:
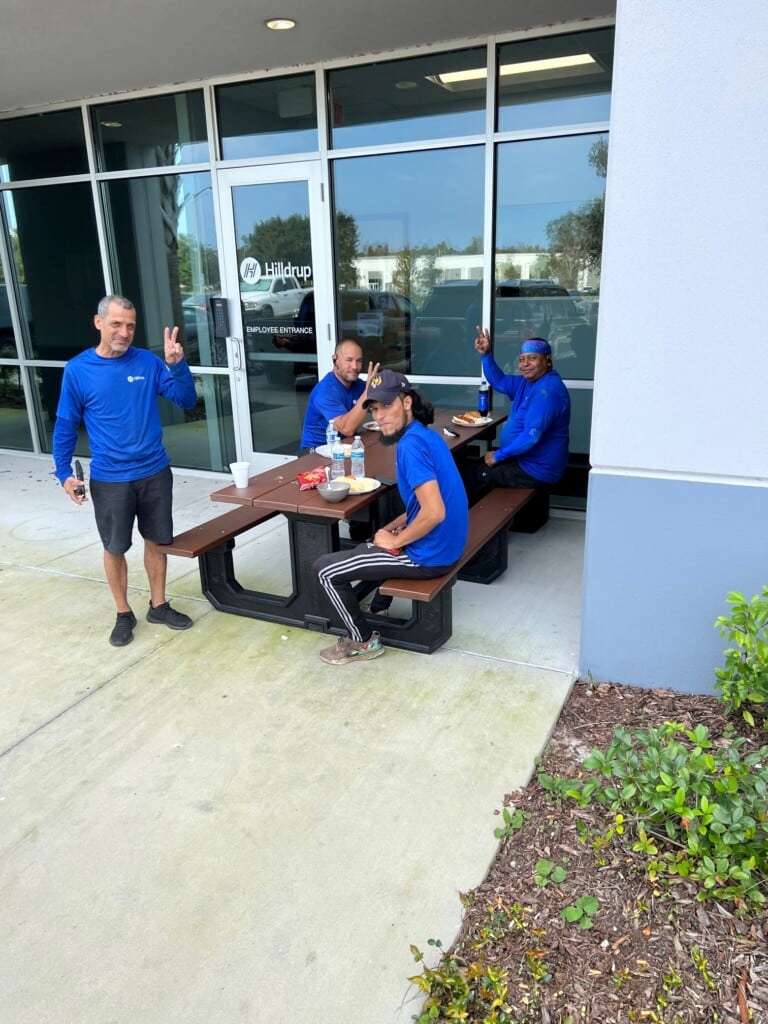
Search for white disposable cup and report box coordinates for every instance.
[230,461,251,488]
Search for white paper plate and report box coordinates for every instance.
[363,420,381,431]
[315,442,353,459]
[337,476,381,493]
[451,414,493,427]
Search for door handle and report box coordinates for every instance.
[231,337,243,371]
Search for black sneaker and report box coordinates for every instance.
[146,601,193,631]
[110,610,137,647]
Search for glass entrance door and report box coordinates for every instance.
[218,163,329,468]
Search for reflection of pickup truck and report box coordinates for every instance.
[411,278,591,377]
[241,275,308,319]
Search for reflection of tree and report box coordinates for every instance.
[497,259,522,280]
[159,158,184,336]
[177,234,220,290]
[539,137,607,289]
[336,212,359,288]
[392,245,440,306]
[241,213,312,274]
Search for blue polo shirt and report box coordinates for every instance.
[396,420,468,567]
[301,370,365,448]
[53,346,197,483]
[482,354,571,484]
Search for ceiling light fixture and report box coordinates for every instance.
[99,121,122,128]
[427,53,598,91]
[265,17,296,30]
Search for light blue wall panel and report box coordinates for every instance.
[580,472,768,694]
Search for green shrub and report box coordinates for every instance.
[714,586,768,727]
[550,722,768,908]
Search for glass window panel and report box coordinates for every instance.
[493,134,606,377]
[0,363,33,450]
[92,91,208,172]
[161,373,236,472]
[216,74,318,159]
[2,184,104,360]
[229,179,317,456]
[329,48,486,148]
[28,365,89,455]
[0,108,88,182]
[103,172,223,367]
[497,28,613,132]
[333,147,485,377]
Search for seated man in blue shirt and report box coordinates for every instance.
[466,328,571,502]
[299,339,379,452]
[313,369,469,666]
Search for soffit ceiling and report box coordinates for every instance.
[1,0,615,116]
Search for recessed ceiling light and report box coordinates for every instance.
[265,17,296,30]
[395,81,418,90]
[100,121,122,128]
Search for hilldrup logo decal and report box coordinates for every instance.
[239,257,311,282]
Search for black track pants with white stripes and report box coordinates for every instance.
[314,543,454,642]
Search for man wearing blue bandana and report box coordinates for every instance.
[466,327,571,501]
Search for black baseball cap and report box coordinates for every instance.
[363,369,411,408]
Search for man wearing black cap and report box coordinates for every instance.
[313,369,468,665]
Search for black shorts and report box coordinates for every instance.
[90,466,173,555]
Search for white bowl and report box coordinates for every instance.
[317,481,350,503]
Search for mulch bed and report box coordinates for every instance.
[434,682,768,1023]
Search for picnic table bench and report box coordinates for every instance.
[372,487,536,653]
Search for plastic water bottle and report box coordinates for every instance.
[350,435,365,479]
[478,379,490,416]
[330,434,346,480]
[326,419,337,452]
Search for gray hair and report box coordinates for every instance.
[97,295,135,317]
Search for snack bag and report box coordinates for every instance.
[297,467,327,491]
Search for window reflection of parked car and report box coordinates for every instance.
[494,279,592,375]
[241,275,307,318]
[339,288,413,370]
[411,280,483,376]
[271,288,413,372]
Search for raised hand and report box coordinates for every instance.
[164,325,184,365]
[474,326,491,355]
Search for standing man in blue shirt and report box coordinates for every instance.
[313,370,468,665]
[299,338,379,452]
[53,295,198,647]
[467,328,570,501]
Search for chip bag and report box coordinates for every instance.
[297,467,327,491]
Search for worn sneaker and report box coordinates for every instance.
[146,601,193,630]
[318,632,384,665]
[110,610,137,647]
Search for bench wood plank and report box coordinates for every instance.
[378,488,535,602]
[158,506,278,558]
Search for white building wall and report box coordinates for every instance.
[581,0,768,693]
[592,0,768,479]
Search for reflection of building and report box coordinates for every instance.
[354,253,575,291]
[1,1,766,694]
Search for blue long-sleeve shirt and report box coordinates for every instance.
[482,353,571,484]
[53,346,197,484]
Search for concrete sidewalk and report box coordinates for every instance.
[0,453,577,1024]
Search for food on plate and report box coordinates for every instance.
[451,411,490,426]
[337,475,380,494]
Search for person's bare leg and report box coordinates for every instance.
[103,550,132,612]
[143,539,167,609]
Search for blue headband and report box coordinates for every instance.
[520,338,552,357]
